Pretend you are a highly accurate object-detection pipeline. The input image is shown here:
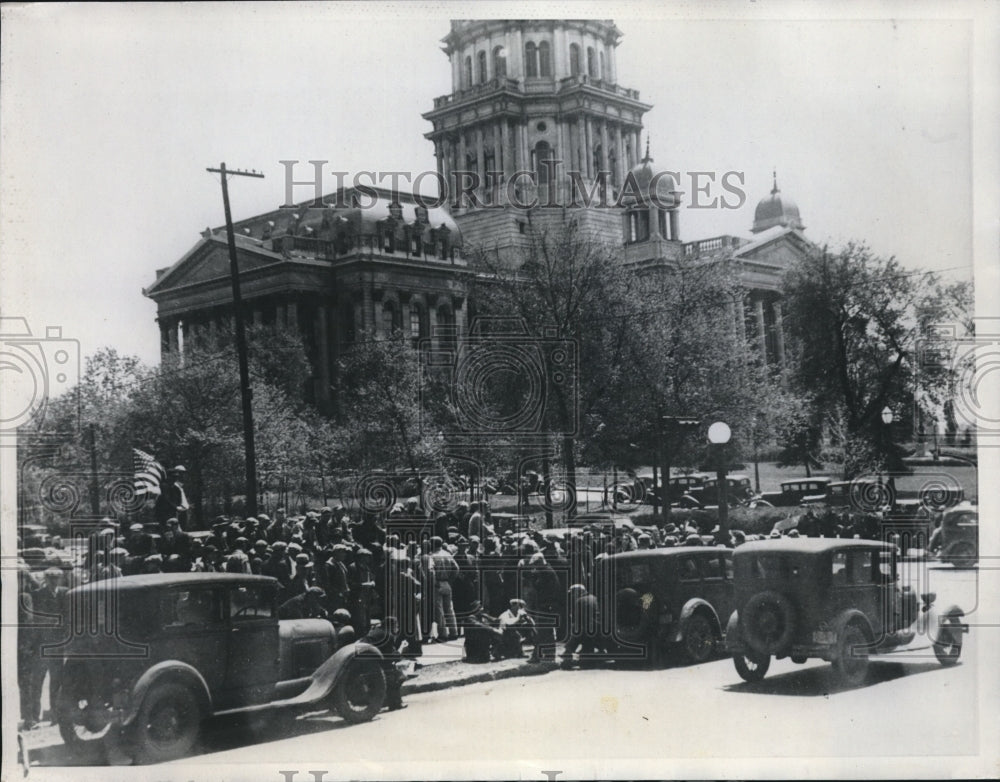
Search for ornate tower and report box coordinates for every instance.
[423,20,651,231]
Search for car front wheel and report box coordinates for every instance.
[333,658,387,724]
[682,613,717,664]
[733,651,770,682]
[133,682,202,764]
[832,624,870,687]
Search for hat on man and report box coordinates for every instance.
[254,539,268,550]
[171,465,187,474]
[166,517,180,527]
[129,523,144,532]
[306,586,326,597]
[257,514,270,523]
[332,608,352,624]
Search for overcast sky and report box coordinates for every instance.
[1,1,994,369]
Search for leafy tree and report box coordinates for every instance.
[782,242,971,477]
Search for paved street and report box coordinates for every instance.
[27,564,985,777]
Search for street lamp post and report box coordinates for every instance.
[708,421,732,545]
[881,406,895,508]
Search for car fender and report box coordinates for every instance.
[121,660,212,726]
[294,641,385,705]
[668,598,720,644]
[724,610,744,653]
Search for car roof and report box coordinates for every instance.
[781,476,832,486]
[69,572,279,595]
[605,547,731,562]
[735,538,891,556]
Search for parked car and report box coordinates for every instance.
[56,573,393,764]
[597,547,734,665]
[931,504,979,568]
[757,477,833,507]
[568,512,636,536]
[725,538,967,687]
[684,474,754,508]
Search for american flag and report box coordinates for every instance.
[133,447,166,497]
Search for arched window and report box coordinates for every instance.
[477,51,487,84]
[626,209,649,244]
[409,304,424,346]
[538,41,551,77]
[525,41,538,77]
[569,43,581,76]
[436,304,456,348]
[599,51,606,80]
[587,46,596,77]
[463,55,472,88]
[493,46,507,79]
[534,141,553,185]
[382,301,400,336]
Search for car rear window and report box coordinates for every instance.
[230,585,275,620]
[161,589,223,628]
[746,554,802,580]
[700,554,726,581]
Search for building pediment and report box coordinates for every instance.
[144,235,283,299]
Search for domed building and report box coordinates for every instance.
[752,172,804,233]
[144,18,813,409]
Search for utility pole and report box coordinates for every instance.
[87,423,100,515]
[207,163,264,517]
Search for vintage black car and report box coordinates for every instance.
[931,505,979,568]
[725,538,967,686]
[597,547,734,665]
[56,573,391,764]
[757,477,833,507]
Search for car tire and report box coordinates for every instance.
[733,651,770,682]
[56,680,131,762]
[333,658,387,724]
[682,613,717,664]
[933,611,964,666]
[741,591,796,655]
[132,682,202,765]
[832,623,870,687]
[943,541,977,569]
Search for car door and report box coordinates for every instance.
[829,549,883,640]
[156,586,228,698]
[224,583,280,706]
[697,552,734,626]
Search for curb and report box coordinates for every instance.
[403,660,560,696]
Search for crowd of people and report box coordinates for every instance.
[17,488,940,729]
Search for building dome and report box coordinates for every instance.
[752,172,804,233]
[624,139,679,207]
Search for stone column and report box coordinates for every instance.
[773,300,786,366]
[736,298,748,346]
[168,321,179,353]
[599,120,609,175]
[362,283,375,337]
[276,302,287,331]
[458,132,468,208]
[512,27,524,80]
[754,298,767,361]
[159,321,170,356]
[287,300,298,335]
[614,124,624,187]
[316,304,331,405]
[576,116,587,179]
[584,118,594,179]
[455,296,468,340]
[669,209,679,242]
[501,119,513,187]
[475,125,486,199]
